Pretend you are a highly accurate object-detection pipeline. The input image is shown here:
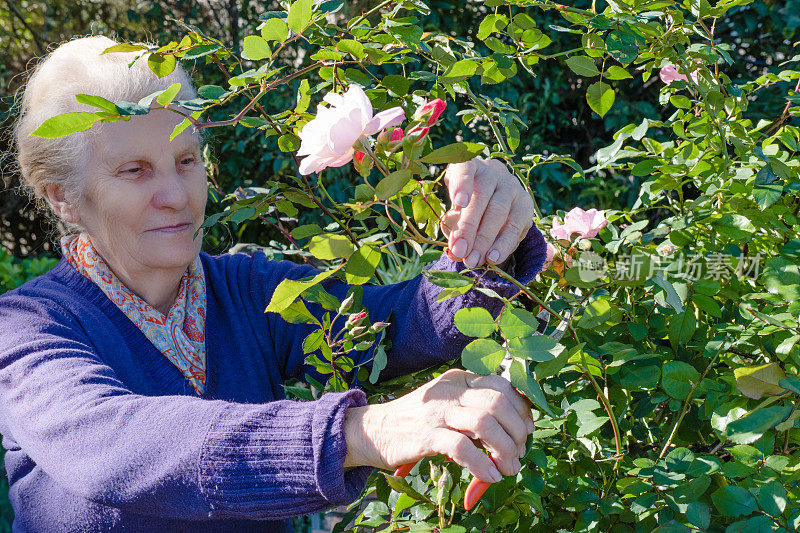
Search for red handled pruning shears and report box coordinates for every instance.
[393,306,571,510]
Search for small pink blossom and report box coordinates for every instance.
[297,85,405,175]
[550,207,608,241]
[542,241,558,270]
[659,64,699,86]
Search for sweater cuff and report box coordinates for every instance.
[198,390,372,519]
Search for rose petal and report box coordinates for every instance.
[363,107,405,136]
[328,108,365,155]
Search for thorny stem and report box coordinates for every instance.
[349,0,397,28]
[658,335,729,459]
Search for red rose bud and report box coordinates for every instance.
[390,128,404,142]
[354,151,366,163]
[347,311,368,328]
[407,126,430,146]
[413,99,447,125]
[352,151,373,177]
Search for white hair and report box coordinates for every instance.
[13,35,200,234]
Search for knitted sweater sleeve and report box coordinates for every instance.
[0,290,370,520]
[262,224,548,382]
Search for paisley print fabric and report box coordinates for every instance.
[61,233,207,395]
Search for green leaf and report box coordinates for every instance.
[477,14,508,40]
[419,142,485,164]
[287,0,313,34]
[498,308,540,338]
[182,44,220,60]
[260,18,289,41]
[713,214,756,241]
[685,502,710,530]
[383,474,427,501]
[278,133,301,152]
[577,297,617,329]
[461,338,506,374]
[757,480,787,517]
[734,363,787,399]
[535,343,583,380]
[566,55,600,77]
[29,112,104,138]
[586,81,615,117]
[727,405,793,444]
[668,311,696,345]
[440,59,479,81]
[670,95,692,109]
[101,43,148,54]
[147,53,177,78]
[576,415,608,437]
[290,224,322,240]
[345,244,381,284]
[337,39,365,59]
[605,66,633,80]
[454,307,496,338]
[507,335,564,362]
[307,233,354,260]
[711,486,757,518]
[243,35,271,60]
[661,361,700,400]
[780,376,800,395]
[422,270,473,288]
[754,183,783,209]
[381,74,410,97]
[605,30,638,64]
[652,272,684,313]
[75,94,119,114]
[375,169,413,200]
[155,83,182,106]
[265,268,339,314]
[508,359,553,416]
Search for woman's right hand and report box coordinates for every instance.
[343,369,534,483]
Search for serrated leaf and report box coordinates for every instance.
[735,363,787,399]
[147,53,176,78]
[266,267,340,315]
[586,81,615,117]
[29,112,104,138]
[727,405,793,444]
[243,35,271,60]
[419,142,485,164]
[461,338,505,374]
[454,307,496,338]
[662,361,700,400]
[375,169,413,200]
[566,55,600,77]
[509,359,553,416]
[287,0,313,34]
[507,335,564,362]
[307,233,354,260]
[155,83,182,106]
[498,307,540,338]
[711,486,757,517]
[261,18,289,41]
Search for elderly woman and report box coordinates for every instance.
[0,36,547,532]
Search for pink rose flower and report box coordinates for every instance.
[550,207,608,241]
[297,85,405,175]
[541,241,558,270]
[659,64,699,85]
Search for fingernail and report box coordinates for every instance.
[490,465,502,482]
[454,191,470,207]
[465,250,480,268]
[452,238,467,258]
[488,249,499,263]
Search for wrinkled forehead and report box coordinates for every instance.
[92,107,202,164]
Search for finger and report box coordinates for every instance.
[444,160,477,209]
[449,168,499,264]
[485,199,534,265]
[458,387,530,458]
[466,185,516,267]
[443,406,522,476]
[466,373,534,424]
[429,428,502,483]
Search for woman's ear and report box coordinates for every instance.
[44,183,81,224]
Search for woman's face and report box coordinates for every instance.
[76,108,208,277]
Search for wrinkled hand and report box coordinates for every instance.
[343,369,534,483]
[442,158,535,269]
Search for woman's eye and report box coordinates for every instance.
[119,165,142,175]
[180,156,196,165]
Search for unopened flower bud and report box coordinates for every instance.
[346,311,368,328]
[349,325,367,337]
[370,321,389,333]
[413,99,447,125]
[339,293,355,314]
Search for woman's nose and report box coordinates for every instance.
[152,166,190,211]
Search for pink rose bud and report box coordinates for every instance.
[413,99,447,125]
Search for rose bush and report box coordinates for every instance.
[36,0,800,530]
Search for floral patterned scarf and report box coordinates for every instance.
[61,233,207,395]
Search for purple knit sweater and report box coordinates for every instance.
[0,226,546,532]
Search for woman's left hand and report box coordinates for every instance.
[442,158,535,269]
